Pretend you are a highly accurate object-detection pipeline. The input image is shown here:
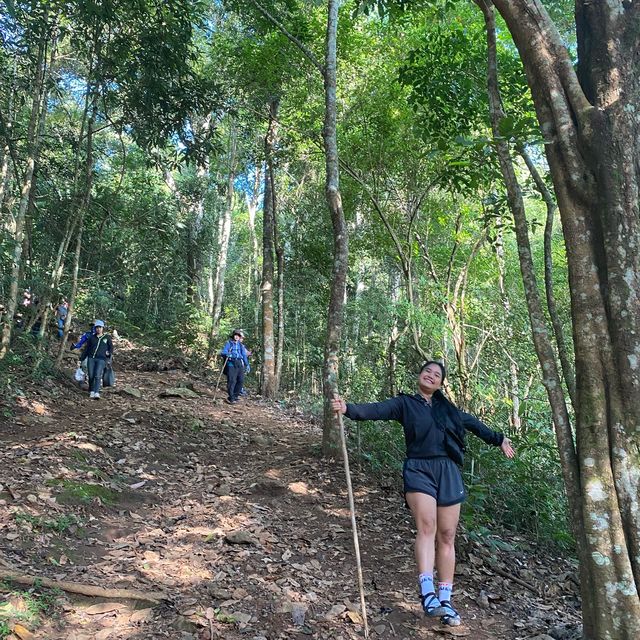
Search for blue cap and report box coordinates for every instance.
[94,320,105,327]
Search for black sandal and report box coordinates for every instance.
[421,592,446,617]
[440,600,461,626]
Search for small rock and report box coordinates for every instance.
[325,604,346,619]
[225,530,254,545]
[476,589,490,608]
[158,387,199,399]
[121,387,142,398]
[374,624,386,634]
[213,484,231,496]
[233,612,252,624]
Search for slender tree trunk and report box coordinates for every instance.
[341,163,430,363]
[444,233,485,409]
[36,216,78,339]
[56,220,84,367]
[207,121,238,359]
[186,115,212,306]
[260,100,279,397]
[274,205,285,393]
[0,58,18,222]
[56,90,98,366]
[247,164,262,337]
[38,54,96,342]
[387,270,403,397]
[0,33,51,360]
[0,146,10,218]
[321,0,349,455]
[185,164,208,307]
[492,222,521,432]
[479,2,640,636]
[518,146,577,408]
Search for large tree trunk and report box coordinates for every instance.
[481,1,640,637]
[321,0,349,455]
[0,32,51,360]
[260,99,279,398]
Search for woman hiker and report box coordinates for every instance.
[331,361,515,627]
[80,320,113,400]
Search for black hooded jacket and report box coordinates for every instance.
[344,392,503,465]
[81,332,113,361]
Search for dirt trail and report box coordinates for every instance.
[0,349,581,639]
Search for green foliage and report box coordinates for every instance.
[14,511,82,534]
[463,426,573,551]
[0,334,56,387]
[53,480,117,506]
[0,584,62,636]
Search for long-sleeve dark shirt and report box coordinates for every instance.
[345,393,503,460]
[81,333,113,361]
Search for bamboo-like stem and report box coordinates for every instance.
[335,402,369,638]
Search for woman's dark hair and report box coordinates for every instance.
[420,360,446,382]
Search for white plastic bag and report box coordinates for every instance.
[74,367,85,382]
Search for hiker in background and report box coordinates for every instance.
[71,321,96,352]
[71,321,96,376]
[220,329,249,404]
[55,298,69,338]
[331,361,515,628]
[80,320,113,400]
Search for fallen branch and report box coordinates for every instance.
[487,564,540,595]
[0,569,167,603]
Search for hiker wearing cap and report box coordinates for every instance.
[80,320,113,399]
[331,361,515,628]
[220,329,249,404]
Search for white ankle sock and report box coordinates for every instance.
[419,573,435,596]
[438,581,453,603]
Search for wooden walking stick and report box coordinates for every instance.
[334,394,369,638]
[213,356,229,400]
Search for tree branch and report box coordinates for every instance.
[247,0,325,76]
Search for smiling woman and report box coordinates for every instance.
[331,361,515,628]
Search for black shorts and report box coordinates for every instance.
[403,457,466,507]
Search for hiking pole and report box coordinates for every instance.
[213,356,229,400]
[334,394,369,638]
